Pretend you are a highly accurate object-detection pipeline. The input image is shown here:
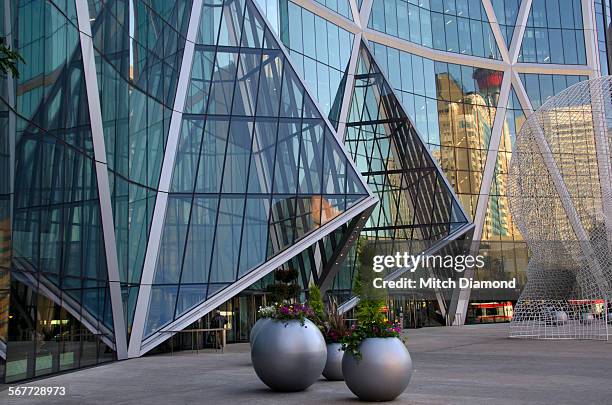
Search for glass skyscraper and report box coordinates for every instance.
[0,0,609,382]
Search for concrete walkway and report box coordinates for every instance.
[2,324,611,404]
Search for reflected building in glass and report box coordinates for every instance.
[0,0,609,382]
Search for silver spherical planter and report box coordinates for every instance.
[249,318,271,347]
[322,342,344,381]
[342,337,412,402]
[251,318,326,392]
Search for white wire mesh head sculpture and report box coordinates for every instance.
[508,76,612,340]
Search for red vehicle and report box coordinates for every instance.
[468,302,514,324]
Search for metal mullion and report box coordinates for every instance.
[374,135,395,231]
[252,0,375,201]
[208,0,268,289]
[76,0,129,357]
[140,195,376,354]
[406,163,428,243]
[260,133,281,258]
[291,0,360,35]
[167,193,196,324]
[264,55,298,262]
[128,0,203,357]
[296,250,310,290]
[425,172,444,239]
[482,0,511,63]
[509,0,532,64]
[352,58,374,177]
[234,45,269,283]
[204,74,250,295]
[273,126,296,198]
[297,121,317,195]
[365,69,394,233]
[321,129,342,196]
[360,39,472,224]
[251,46,291,261]
[302,116,326,230]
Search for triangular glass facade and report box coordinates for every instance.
[143,0,369,338]
[331,43,470,299]
[254,0,355,126]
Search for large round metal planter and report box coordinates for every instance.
[342,337,413,402]
[251,318,326,392]
[322,342,344,381]
[249,318,271,347]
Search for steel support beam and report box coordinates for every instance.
[482,0,510,63]
[359,0,373,28]
[128,0,203,358]
[508,0,532,64]
[582,0,601,78]
[363,29,507,71]
[448,71,512,325]
[75,0,128,359]
[335,33,362,141]
[130,0,378,356]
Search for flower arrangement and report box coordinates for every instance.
[307,284,350,343]
[257,304,277,319]
[340,265,404,359]
[322,299,350,343]
[263,303,314,326]
[323,313,351,343]
[257,302,315,325]
[341,320,402,360]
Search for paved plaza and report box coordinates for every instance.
[1,324,611,404]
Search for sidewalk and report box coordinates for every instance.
[2,324,611,404]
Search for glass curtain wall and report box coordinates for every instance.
[87,0,193,339]
[2,0,117,382]
[368,0,502,60]
[142,0,369,340]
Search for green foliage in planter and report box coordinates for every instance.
[274,268,299,283]
[306,284,350,343]
[322,297,350,343]
[341,240,401,359]
[0,39,24,79]
[308,283,325,322]
[341,321,401,360]
[266,266,300,303]
[266,282,300,303]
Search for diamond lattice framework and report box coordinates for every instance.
[508,76,612,340]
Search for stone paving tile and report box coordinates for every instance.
[1,324,611,404]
